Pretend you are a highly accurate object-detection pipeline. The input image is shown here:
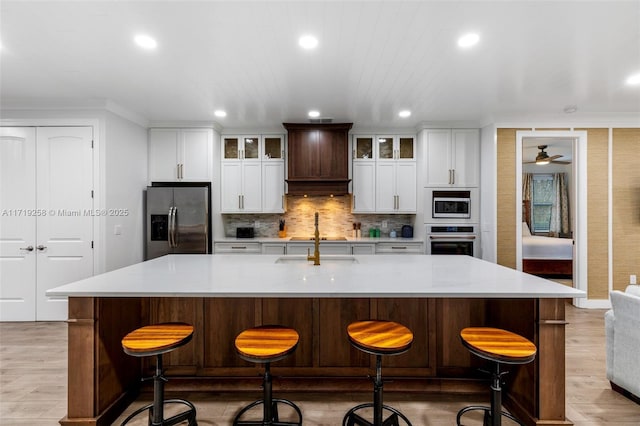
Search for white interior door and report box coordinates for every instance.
[36,127,94,321]
[0,128,37,321]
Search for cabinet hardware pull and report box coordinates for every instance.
[429,236,476,240]
[238,195,242,209]
[539,320,569,325]
[36,245,47,251]
[451,169,455,184]
[353,195,356,209]
[241,195,244,209]
[391,246,407,249]
[231,246,247,249]
[20,246,34,252]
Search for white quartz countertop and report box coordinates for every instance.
[215,237,423,243]
[48,254,585,299]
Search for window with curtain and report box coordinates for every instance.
[531,174,554,233]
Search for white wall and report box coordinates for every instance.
[103,111,148,271]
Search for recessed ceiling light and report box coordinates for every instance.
[299,35,319,49]
[457,33,479,48]
[625,72,640,86]
[214,110,227,118]
[398,110,411,118]
[134,34,157,49]
[308,110,320,118]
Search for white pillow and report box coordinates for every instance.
[522,222,532,237]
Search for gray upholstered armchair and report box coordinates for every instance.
[605,285,640,401]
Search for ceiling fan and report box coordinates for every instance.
[525,145,570,165]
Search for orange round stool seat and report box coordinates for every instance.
[120,322,197,426]
[233,325,302,426]
[456,327,537,426]
[343,320,414,426]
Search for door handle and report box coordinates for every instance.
[36,245,47,251]
[168,207,175,248]
[20,246,34,252]
[172,207,178,247]
[451,169,455,185]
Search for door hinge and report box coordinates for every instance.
[91,241,94,249]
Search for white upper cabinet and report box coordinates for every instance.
[149,128,213,182]
[423,129,479,187]
[221,134,285,213]
[352,134,416,214]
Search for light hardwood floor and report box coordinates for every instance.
[1,304,639,425]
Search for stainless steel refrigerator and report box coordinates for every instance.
[145,184,211,260]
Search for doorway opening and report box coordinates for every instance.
[516,131,588,306]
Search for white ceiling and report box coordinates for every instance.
[1,1,639,130]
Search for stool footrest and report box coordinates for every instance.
[343,403,412,426]
[121,399,197,426]
[456,405,525,426]
[233,398,302,426]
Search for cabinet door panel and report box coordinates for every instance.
[352,162,376,213]
[436,299,486,374]
[262,298,313,367]
[425,129,452,186]
[241,162,262,212]
[319,299,370,367]
[204,298,260,368]
[221,162,242,213]
[149,129,178,182]
[181,129,212,181]
[396,162,416,212]
[288,130,318,178]
[262,162,284,213]
[452,129,479,187]
[375,298,430,368]
[375,163,396,212]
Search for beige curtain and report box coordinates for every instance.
[522,173,533,229]
[550,173,570,237]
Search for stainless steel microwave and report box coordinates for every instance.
[432,190,471,219]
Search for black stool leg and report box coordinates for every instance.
[121,353,197,426]
[343,354,411,426]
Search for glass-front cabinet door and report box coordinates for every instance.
[353,136,374,160]
[397,136,415,160]
[377,136,395,160]
[242,137,260,160]
[223,137,240,159]
[263,136,284,160]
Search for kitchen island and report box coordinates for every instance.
[48,254,584,426]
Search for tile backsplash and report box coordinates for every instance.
[222,195,415,238]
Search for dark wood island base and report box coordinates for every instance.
[61,296,571,426]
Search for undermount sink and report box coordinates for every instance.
[289,236,348,241]
[275,255,359,264]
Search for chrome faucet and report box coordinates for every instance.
[307,212,321,265]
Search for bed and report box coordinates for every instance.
[522,200,573,276]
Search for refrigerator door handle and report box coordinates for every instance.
[171,206,178,247]
[168,206,175,248]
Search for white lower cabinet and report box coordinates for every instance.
[262,243,287,255]
[376,242,424,254]
[351,244,376,255]
[214,242,262,254]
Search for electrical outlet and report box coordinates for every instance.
[381,220,388,229]
[631,275,637,285]
[113,225,122,235]
[254,220,260,228]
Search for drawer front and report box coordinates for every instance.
[376,242,423,254]
[214,242,261,254]
[286,243,350,255]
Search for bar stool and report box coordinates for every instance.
[343,320,414,426]
[233,325,303,426]
[456,327,537,426]
[120,322,197,426]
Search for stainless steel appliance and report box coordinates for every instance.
[425,224,479,257]
[146,184,210,260]
[432,190,471,219]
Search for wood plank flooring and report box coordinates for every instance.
[1,304,639,425]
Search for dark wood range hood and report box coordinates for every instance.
[283,122,353,196]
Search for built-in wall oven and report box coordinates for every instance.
[425,224,479,257]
